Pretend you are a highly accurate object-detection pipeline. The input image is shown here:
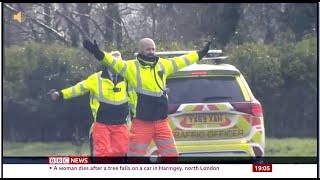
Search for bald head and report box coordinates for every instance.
[138,38,156,56]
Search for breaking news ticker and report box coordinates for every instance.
[2,156,316,178]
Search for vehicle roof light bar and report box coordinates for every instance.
[202,56,228,61]
[202,56,229,64]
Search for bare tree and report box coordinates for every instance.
[104,4,114,47]
[76,3,91,34]
[4,3,68,45]
[3,3,134,50]
[97,3,123,49]
[61,4,79,47]
[3,3,14,47]
[42,3,54,42]
[113,4,123,49]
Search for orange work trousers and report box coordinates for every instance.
[91,122,129,163]
[127,118,178,163]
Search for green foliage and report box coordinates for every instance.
[226,34,316,137]
[228,4,316,46]
[275,35,317,137]
[281,3,317,41]
[3,42,99,141]
[4,42,98,110]
[227,43,283,99]
[157,41,186,51]
[281,34,317,90]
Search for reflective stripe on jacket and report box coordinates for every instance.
[61,71,129,124]
[102,52,199,121]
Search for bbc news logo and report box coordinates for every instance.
[48,156,90,164]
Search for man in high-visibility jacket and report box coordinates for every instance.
[49,51,130,163]
[83,38,210,161]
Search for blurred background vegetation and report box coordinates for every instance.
[3,3,317,150]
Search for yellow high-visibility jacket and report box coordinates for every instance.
[60,71,130,125]
[101,52,200,121]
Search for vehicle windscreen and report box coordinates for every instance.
[167,76,245,104]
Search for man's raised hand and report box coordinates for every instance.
[83,39,105,61]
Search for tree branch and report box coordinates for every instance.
[70,11,105,38]
[4,4,69,43]
[54,8,91,40]
[119,17,133,44]
[70,9,132,43]
[104,12,122,27]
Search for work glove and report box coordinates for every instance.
[83,39,105,61]
[48,89,61,101]
[197,41,211,60]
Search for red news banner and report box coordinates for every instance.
[48,156,272,173]
[252,164,272,172]
[49,156,90,164]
